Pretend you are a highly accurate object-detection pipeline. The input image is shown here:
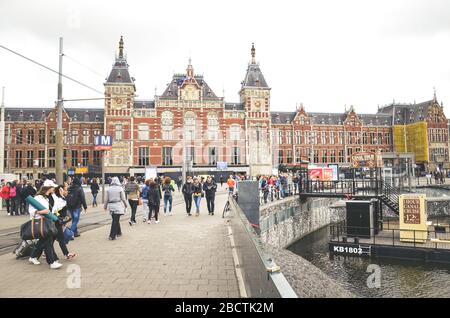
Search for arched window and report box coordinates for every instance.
[161,111,173,140]
[230,124,240,141]
[184,111,196,141]
[207,112,219,140]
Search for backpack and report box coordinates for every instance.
[163,185,173,196]
[66,188,79,209]
[9,186,16,198]
[141,185,149,199]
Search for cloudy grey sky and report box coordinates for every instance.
[1,0,450,116]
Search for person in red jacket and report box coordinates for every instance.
[0,182,12,215]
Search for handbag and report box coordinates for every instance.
[137,197,142,206]
[20,217,58,240]
[63,226,74,244]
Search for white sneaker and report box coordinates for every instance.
[147,220,152,224]
[163,213,167,217]
[28,257,41,265]
[50,262,63,269]
[169,212,173,216]
[7,213,10,216]
[155,220,160,224]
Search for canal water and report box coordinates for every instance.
[288,226,450,298]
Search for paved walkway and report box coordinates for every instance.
[0,191,240,298]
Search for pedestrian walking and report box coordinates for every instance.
[28,180,63,269]
[227,175,236,194]
[17,179,28,215]
[10,181,19,215]
[124,176,141,226]
[0,182,11,215]
[177,176,183,192]
[52,184,77,260]
[104,177,127,240]
[203,176,217,215]
[219,175,224,188]
[162,177,175,216]
[192,177,203,216]
[90,178,100,207]
[182,176,194,216]
[141,179,150,222]
[147,180,162,224]
[66,177,88,238]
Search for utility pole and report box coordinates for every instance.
[55,37,64,184]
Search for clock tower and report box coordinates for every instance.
[104,36,136,173]
[240,43,273,176]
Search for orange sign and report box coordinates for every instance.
[308,167,333,181]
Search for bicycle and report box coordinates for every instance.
[223,191,238,218]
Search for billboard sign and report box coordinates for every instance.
[351,151,379,168]
[94,135,113,150]
[145,166,157,180]
[216,162,228,170]
[328,164,339,181]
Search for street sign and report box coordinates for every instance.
[94,135,113,150]
[75,167,88,174]
[216,162,228,170]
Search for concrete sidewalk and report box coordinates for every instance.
[0,192,240,298]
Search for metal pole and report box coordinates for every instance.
[0,87,4,212]
[55,37,64,184]
[101,150,106,204]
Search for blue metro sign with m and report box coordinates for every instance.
[94,135,113,150]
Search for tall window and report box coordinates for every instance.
[38,150,45,168]
[385,132,391,144]
[207,113,219,141]
[287,150,293,164]
[93,151,101,166]
[286,131,293,144]
[304,131,310,144]
[295,148,301,163]
[209,147,217,165]
[82,150,89,166]
[363,132,368,144]
[322,150,328,163]
[278,131,283,144]
[184,111,196,141]
[48,149,55,168]
[39,129,45,144]
[314,150,319,163]
[330,131,335,145]
[232,147,240,165]
[161,111,173,140]
[278,150,284,164]
[63,149,67,166]
[27,150,34,168]
[71,150,78,167]
[15,150,22,168]
[49,129,56,144]
[230,125,240,141]
[138,124,149,140]
[138,147,149,166]
[378,132,383,144]
[187,146,195,165]
[115,124,123,141]
[312,131,318,144]
[339,131,344,144]
[83,130,90,144]
[162,147,173,166]
[370,132,376,144]
[4,150,7,169]
[63,130,68,144]
[295,131,302,144]
[71,130,78,144]
[321,132,327,144]
[339,150,345,163]
[27,129,34,144]
[16,129,23,144]
[347,148,353,162]
[330,150,336,163]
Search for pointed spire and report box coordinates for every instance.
[186,57,194,78]
[251,43,256,64]
[433,87,437,102]
[118,36,124,59]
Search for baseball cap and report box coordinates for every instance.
[43,179,58,188]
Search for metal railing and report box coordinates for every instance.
[260,184,296,205]
[329,222,450,250]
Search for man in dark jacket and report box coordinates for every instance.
[16,179,28,215]
[203,176,217,215]
[67,177,88,237]
[182,176,194,216]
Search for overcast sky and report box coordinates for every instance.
[1,0,450,116]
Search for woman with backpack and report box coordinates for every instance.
[162,177,175,216]
[147,180,161,224]
[28,180,63,269]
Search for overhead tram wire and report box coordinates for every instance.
[64,53,106,79]
[0,44,103,95]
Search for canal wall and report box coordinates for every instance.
[257,195,353,298]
